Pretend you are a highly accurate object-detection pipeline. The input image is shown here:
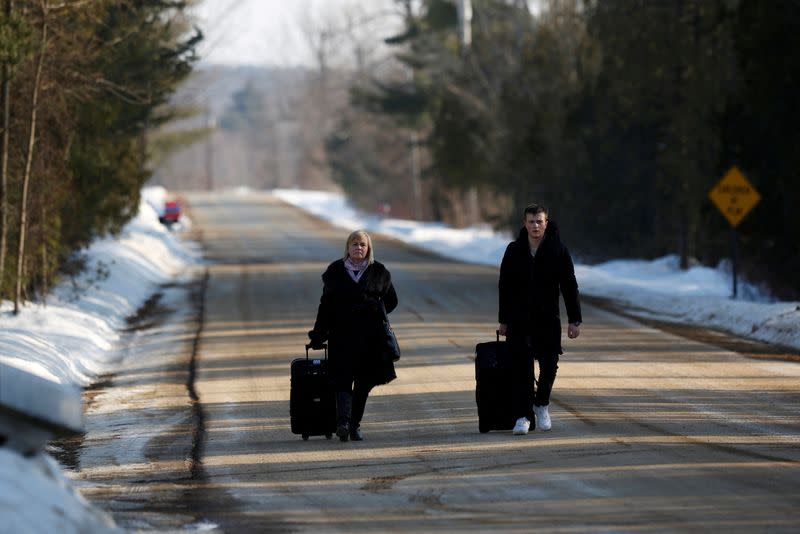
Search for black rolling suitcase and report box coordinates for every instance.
[290,344,336,440]
[475,331,517,433]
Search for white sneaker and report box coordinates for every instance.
[534,405,552,431]
[512,417,530,435]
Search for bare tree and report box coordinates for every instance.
[13,0,46,314]
[291,1,404,190]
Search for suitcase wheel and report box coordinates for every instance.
[326,434,332,439]
[302,434,309,441]
[479,423,490,434]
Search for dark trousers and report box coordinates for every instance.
[335,379,374,428]
[535,352,559,407]
[509,336,560,419]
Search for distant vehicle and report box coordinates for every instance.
[159,200,182,226]
[377,202,392,217]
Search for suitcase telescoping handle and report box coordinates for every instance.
[305,343,328,359]
[496,329,504,342]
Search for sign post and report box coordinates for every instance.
[708,166,761,298]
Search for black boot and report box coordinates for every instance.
[349,384,371,441]
[349,426,364,441]
[335,391,352,442]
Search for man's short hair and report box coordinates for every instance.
[523,203,549,220]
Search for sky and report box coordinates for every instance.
[191,0,400,68]
[1,186,798,531]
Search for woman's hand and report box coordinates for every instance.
[307,330,326,349]
[498,323,508,336]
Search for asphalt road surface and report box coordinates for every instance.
[68,191,800,533]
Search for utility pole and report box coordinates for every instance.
[457,0,472,52]
[410,131,422,220]
[205,110,215,191]
[456,0,480,224]
[407,1,473,222]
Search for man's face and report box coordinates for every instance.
[525,212,548,240]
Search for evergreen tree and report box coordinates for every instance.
[0,0,201,304]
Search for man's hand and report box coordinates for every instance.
[498,323,508,336]
[567,323,581,339]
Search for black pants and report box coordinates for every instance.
[335,379,374,428]
[535,353,559,407]
[509,336,560,419]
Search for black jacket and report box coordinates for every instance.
[498,221,581,355]
[310,259,398,386]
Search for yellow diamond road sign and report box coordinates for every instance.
[709,166,761,227]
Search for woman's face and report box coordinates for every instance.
[348,237,369,261]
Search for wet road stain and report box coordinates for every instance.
[50,374,115,471]
[187,270,209,482]
[361,474,408,492]
[124,291,174,332]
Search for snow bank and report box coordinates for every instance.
[0,185,201,532]
[274,188,800,351]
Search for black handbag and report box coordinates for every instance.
[379,301,401,362]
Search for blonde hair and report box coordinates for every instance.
[344,230,374,264]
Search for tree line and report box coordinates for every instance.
[0,0,200,312]
[325,0,799,299]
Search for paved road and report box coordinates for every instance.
[71,191,800,532]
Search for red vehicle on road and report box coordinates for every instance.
[159,200,182,226]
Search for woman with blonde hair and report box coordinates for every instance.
[308,230,398,441]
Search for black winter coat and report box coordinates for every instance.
[498,221,582,356]
[311,259,399,386]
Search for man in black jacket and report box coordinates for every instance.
[498,204,582,435]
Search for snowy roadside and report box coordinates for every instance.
[273,188,800,352]
[0,186,202,533]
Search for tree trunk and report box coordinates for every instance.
[0,0,13,296]
[39,203,47,300]
[13,10,46,314]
